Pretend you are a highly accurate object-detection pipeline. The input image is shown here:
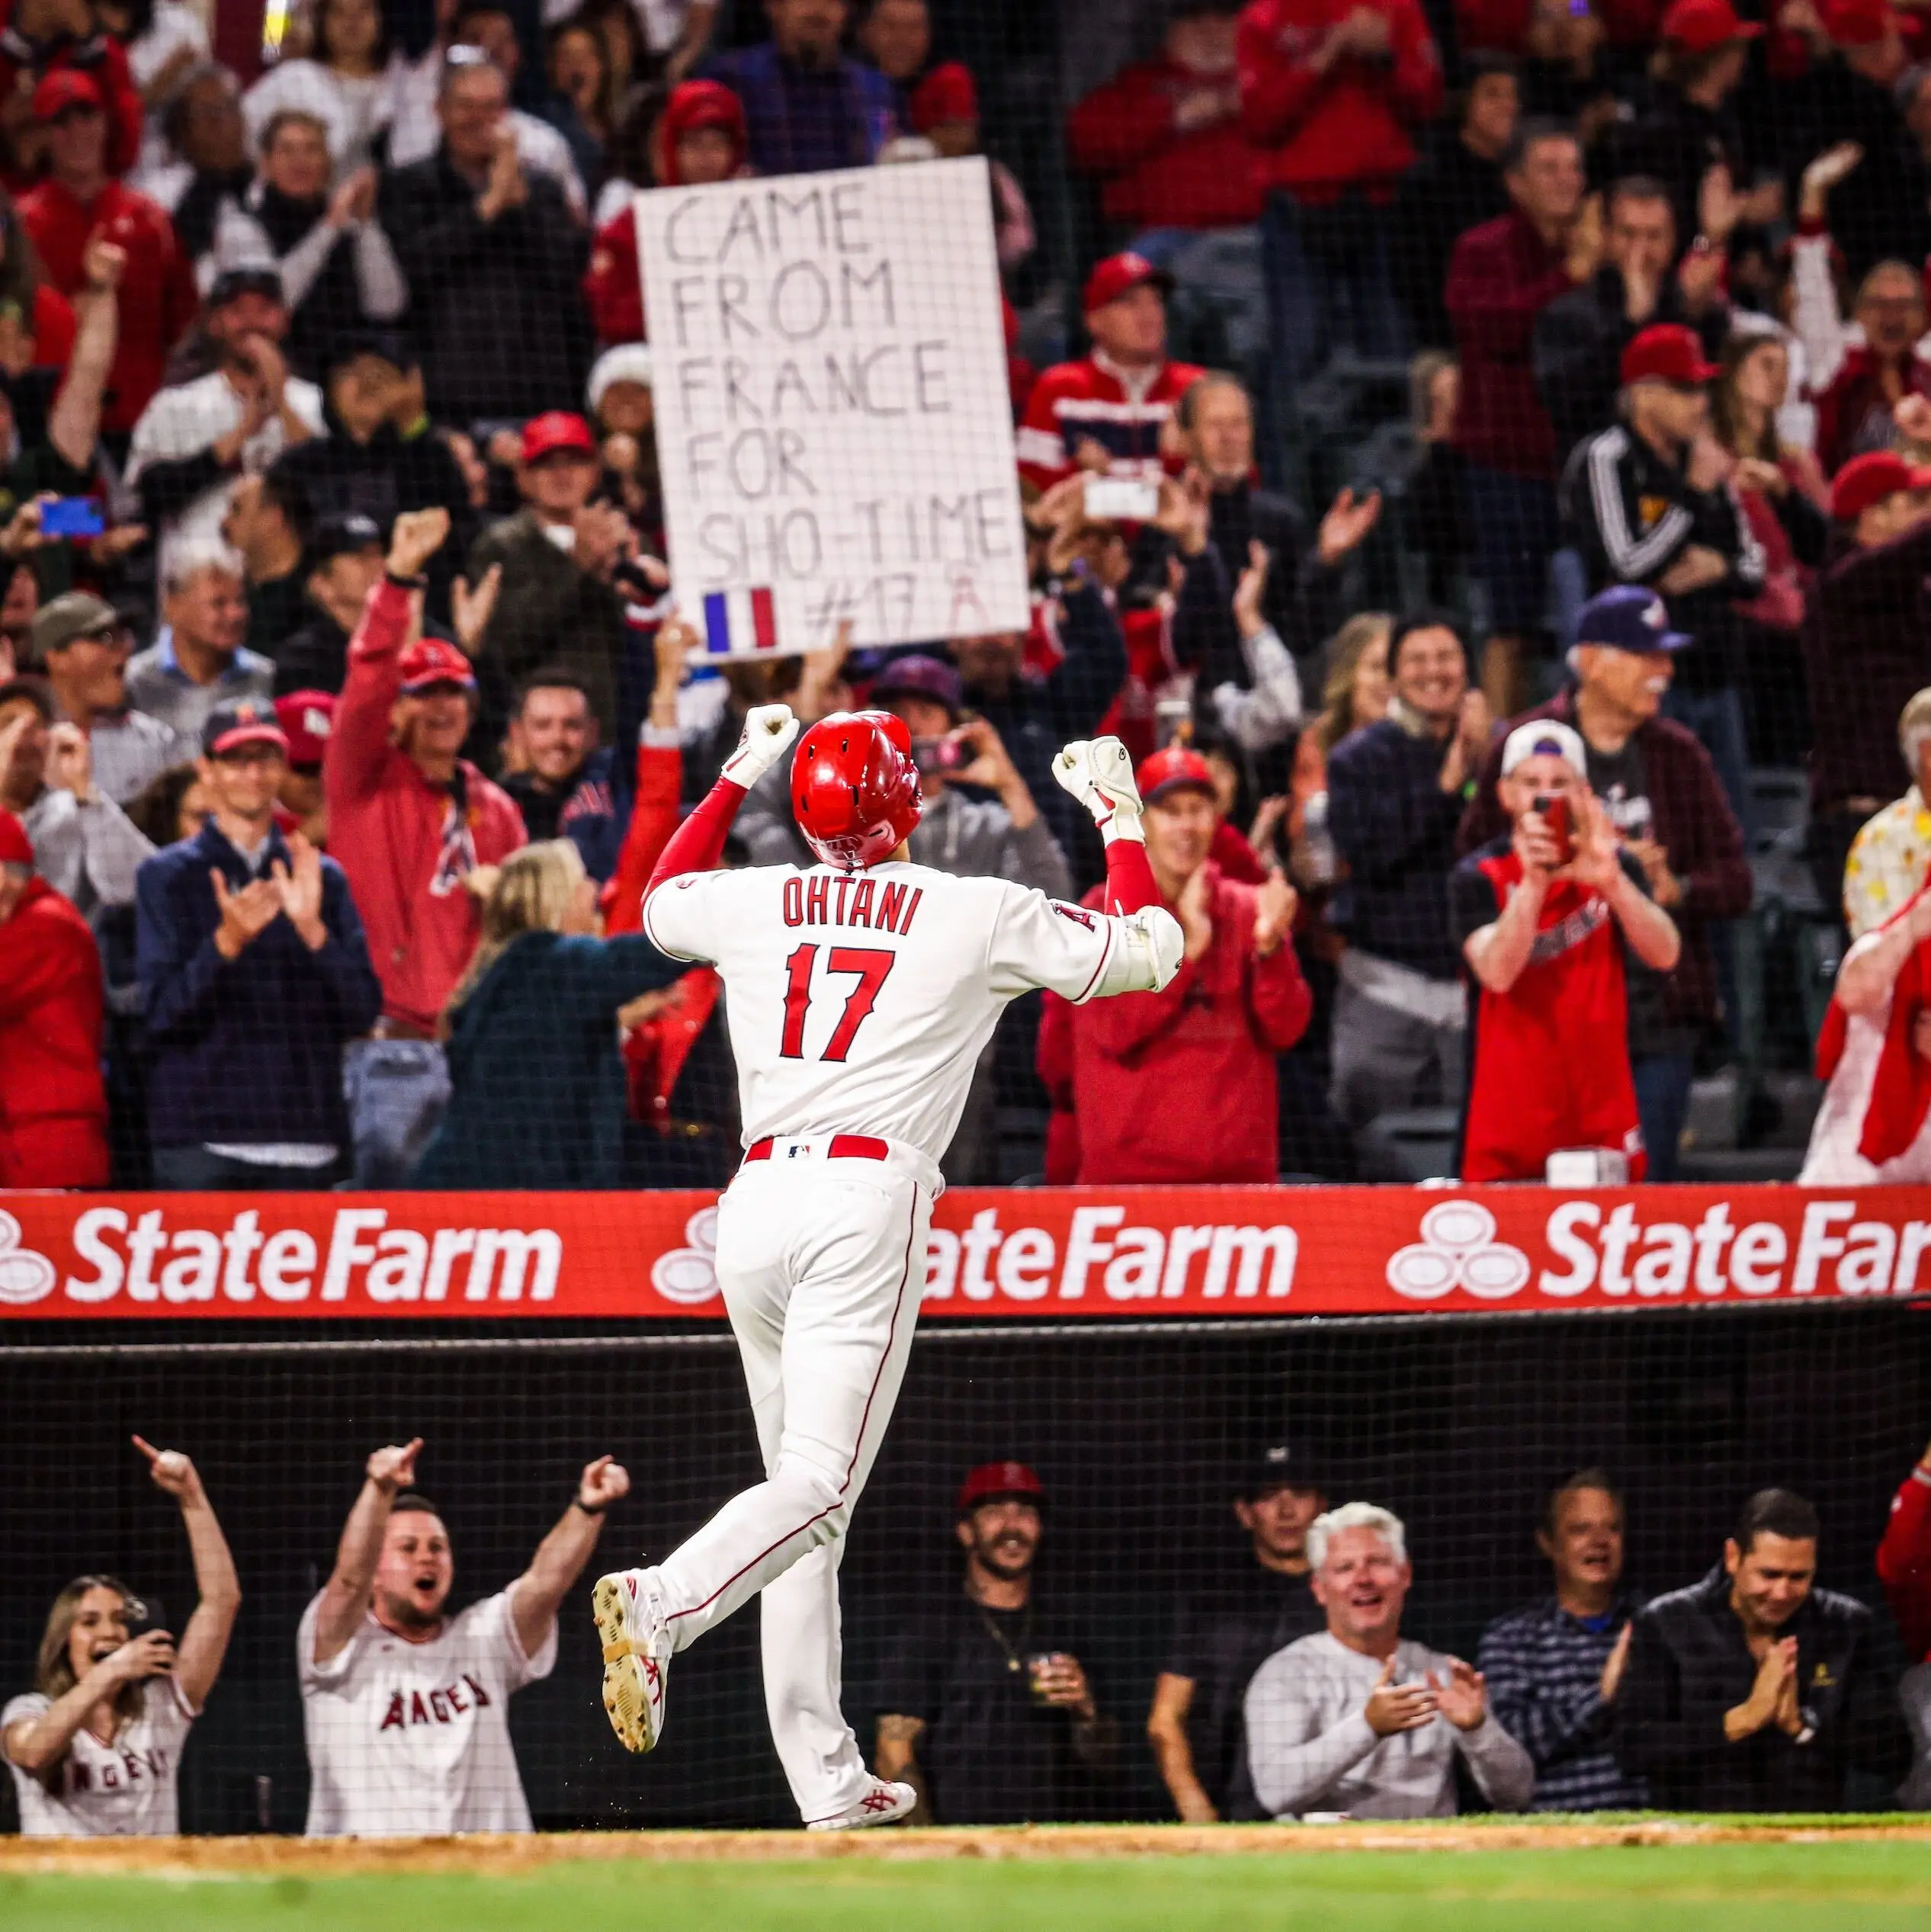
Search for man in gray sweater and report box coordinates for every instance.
[1244,1503,1535,1819]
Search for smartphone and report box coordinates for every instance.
[1083,474,1160,522]
[40,496,105,539]
[911,735,965,778]
[1533,792,1575,865]
[124,1593,168,1640]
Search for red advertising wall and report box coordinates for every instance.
[4,1186,1931,1321]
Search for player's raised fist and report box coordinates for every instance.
[1053,737,1143,842]
[367,1438,423,1493]
[579,1455,631,1510]
[722,702,800,787]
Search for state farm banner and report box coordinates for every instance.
[4,1188,1931,1322]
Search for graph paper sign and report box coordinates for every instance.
[634,157,1030,659]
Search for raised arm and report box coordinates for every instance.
[49,236,121,474]
[643,701,800,906]
[310,1440,421,1666]
[132,1436,240,1712]
[509,1457,630,1659]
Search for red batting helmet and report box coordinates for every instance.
[791,710,922,870]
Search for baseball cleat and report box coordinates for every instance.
[593,1568,671,1754]
[806,1777,919,1831]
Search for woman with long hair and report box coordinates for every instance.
[242,0,396,172]
[1314,611,1394,755]
[1706,325,1830,762]
[412,840,687,1189]
[2,1438,240,1835]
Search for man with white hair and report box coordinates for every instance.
[1802,688,1931,1183]
[1243,1503,1534,1819]
[1451,713,1681,1182]
[124,539,274,746]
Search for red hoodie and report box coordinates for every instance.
[322,580,525,1034]
[582,80,749,348]
[1041,862,1310,1184]
[1237,0,1442,204]
[1878,1462,1931,1663]
[0,873,107,1186]
[1069,53,1265,229]
[0,21,143,189]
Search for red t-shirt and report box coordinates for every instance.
[1450,839,1647,1183]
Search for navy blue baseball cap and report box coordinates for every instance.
[1575,585,1692,654]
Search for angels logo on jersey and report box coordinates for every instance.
[377,1674,492,1731]
[1053,903,1098,931]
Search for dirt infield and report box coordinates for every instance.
[5,1818,1931,1878]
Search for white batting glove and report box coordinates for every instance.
[722,703,799,787]
[1125,905,1184,991]
[1053,736,1144,844]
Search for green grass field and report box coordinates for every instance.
[8,1842,1931,1932]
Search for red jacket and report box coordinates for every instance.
[1069,53,1265,230]
[322,580,526,1033]
[1812,344,1931,480]
[1878,1462,1931,1663]
[1040,862,1311,1184]
[1015,351,1204,493]
[1448,208,1571,480]
[1237,0,1442,203]
[0,874,107,1187]
[18,178,196,435]
[0,24,143,188]
[582,79,748,348]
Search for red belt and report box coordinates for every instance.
[743,1134,890,1163]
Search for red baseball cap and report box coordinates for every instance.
[520,410,597,464]
[32,69,104,121]
[0,806,31,868]
[1620,323,1719,387]
[1660,0,1763,51]
[909,60,978,133]
[957,1460,1044,1514]
[1830,449,1931,521]
[397,636,479,695]
[1083,250,1172,315]
[1823,0,1895,44]
[275,689,336,767]
[1137,744,1217,804]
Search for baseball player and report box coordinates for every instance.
[595,707,1182,1831]
[300,1439,629,1837]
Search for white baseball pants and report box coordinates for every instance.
[650,1147,932,1823]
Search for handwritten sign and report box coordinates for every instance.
[634,158,1030,659]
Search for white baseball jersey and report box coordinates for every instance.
[3,1680,194,1836]
[297,1586,556,1837]
[644,858,1126,1162]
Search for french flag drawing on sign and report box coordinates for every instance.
[702,587,779,656]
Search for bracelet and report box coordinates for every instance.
[386,569,428,590]
[572,1496,608,1516]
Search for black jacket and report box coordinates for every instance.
[1206,478,1345,664]
[1533,271,1727,469]
[1560,419,1765,692]
[1615,1564,1909,1811]
[377,146,591,424]
[1396,127,1510,348]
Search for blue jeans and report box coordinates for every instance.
[342,1038,451,1188]
[1261,190,1408,400]
[1631,1051,1695,1183]
[1461,464,1560,637]
[152,1146,344,1191]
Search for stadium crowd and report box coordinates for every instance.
[11,1435,1931,1829]
[5,0,1931,1189]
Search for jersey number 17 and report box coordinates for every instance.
[778,944,897,1061]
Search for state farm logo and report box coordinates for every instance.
[1387,1200,1530,1302]
[0,1210,56,1306]
[650,1207,720,1306]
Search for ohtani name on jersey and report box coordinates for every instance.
[377,1675,492,1731]
[783,874,923,934]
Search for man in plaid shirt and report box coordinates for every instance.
[1477,1470,1648,1811]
